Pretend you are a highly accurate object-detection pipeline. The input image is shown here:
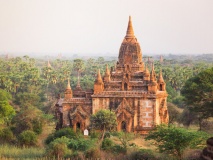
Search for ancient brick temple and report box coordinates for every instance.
[55,16,169,134]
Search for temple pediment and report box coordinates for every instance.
[70,106,90,120]
[116,98,134,115]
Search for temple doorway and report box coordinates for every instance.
[160,84,163,91]
[121,121,127,132]
[76,122,81,129]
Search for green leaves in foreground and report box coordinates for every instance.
[145,125,210,160]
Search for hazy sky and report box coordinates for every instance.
[0,0,213,56]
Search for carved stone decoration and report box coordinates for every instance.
[69,105,90,132]
[116,98,134,132]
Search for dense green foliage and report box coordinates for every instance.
[101,138,114,151]
[45,128,98,158]
[181,67,213,119]
[46,136,71,158]
[0,90,15,124]
[145,125,210,160]
[18,130,38,146]
[45,128,76,145]
[0,128,14,143]
[90,109,117,141]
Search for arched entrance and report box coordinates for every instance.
[121,121,127,132]
[160,84,163,91]
[76,122,81,129]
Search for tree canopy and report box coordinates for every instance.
[0,89,15,124]
[181,67,213,119]
[90,109,117,141]
[145,125,209,160]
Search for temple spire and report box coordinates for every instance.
[158,69,164,82]
[104,64,111,82]
[145,64,150,75]
[95,69,103,83]
[105,64,110,76]
[125,16,135,38]
[151,62,155,71]
[67,78,71,90]
[150,63,156,81]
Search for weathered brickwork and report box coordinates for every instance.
[55,16,169,134]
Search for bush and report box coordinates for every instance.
[112,144,126,154]
[104,131,111,138]
[32,119,43,135]
[101,138,114,151]
[0,128,14,143]
[85,148,101,159]
[68,138,95,151]
[128,149,156,160]
[172,96,185,108]
[45,128,76,144]
[46,137,71,159]
[183,149,202,160]
[145,125,209,160]
[200,120,213,134]
[89,130,101,139]
[18,130,37,146]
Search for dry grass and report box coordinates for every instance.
[37,122,55,147]
[110,135,157,150]
[0,144,45,159]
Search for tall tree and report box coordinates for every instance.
[181,67,213,120]
[90,109,117,142]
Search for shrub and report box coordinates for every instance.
[32,119,43,135]
[112,131,135,150]
[45,128,76,144]
[145,125,209,160]
[68,138,95,151]
[45,133,55,145]
[104,131,111,138]
[18,130,37,146]
[128,149,156,160]
[112,144,126,154]
[101,138,114,151]
[85,148,101,159]
[46,137,71,159]
[0,128,14,143]
[89,130,101,139]
[201,120,213,134]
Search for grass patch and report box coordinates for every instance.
[0,144,45,159]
